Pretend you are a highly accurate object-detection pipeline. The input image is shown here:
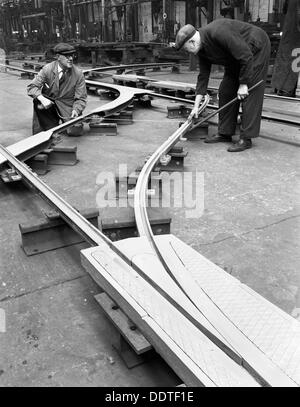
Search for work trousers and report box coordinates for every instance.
[32,98,60,135]
[218,36,271,139]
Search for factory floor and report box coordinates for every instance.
[0,67,299,386]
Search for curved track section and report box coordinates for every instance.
[1,67,299,386]
[0,81,150,166]
[134,80,264,249]
[134,95,209,246]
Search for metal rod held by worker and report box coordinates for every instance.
[199,80,264,123]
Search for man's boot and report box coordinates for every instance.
[227,138,252,152]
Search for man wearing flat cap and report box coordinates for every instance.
[175,20,270,152]
[27,43,87,134]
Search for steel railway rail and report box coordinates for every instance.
[0,144,250,377]
[0,76,206,166]
[1,78,292,384]
[2,60,299,104]
[0,81,150,166]
[0,87,243,354]
[1,61,299,127]
[0,66,298,386]
[133,81,264,303]
[208,84,300,103]
[0,61,177,76]
[0,75,249,374]
[82,62,177,75]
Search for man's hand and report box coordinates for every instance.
[237,84,249,100]
[37,95,53,109]
[71,109,79,119]
[188,94,204,121]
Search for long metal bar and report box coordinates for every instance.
[0,77,295,385]
[2,61,299,104]
[0,81,149,166]
[82,62,177,75]
[0,146,110,247]
[0,62,177,81]
[0,144,245,370]
[5,143,291,386]
[0,64,37,75]
[159,98,299,127]
[5,143,278,385]
[134,94,208,243]
[0,77,209,168]
[134,82,265,333]
[134,81,264,243]
[1,62,298,125]
[208,85,300,103]
[132,80,299,386]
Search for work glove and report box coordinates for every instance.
[71,109,79,119]
[37,95,53,109]
[237,84,249,100]
[188,94,204,120]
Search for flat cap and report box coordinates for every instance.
[53,43,76,55]
[175,24,197,50]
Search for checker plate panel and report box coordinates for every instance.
[155,234,300,386]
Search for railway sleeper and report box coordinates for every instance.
[19,207,99,256]
[94,291,154,368]
[20,72,35,80]
[100,207,171,242]
[89,122,118,136]
[134,95,153,107]
[140,146,187,173]
[167,104,191,119]
[179,121,209,140]
[115,171,162,200]
[104,111,133,125]
[26,153,49,175]
[43,145,78,165]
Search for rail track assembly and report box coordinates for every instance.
[83,64,300,127]
[0,61,188,167]
[0,143,260,388]
[1,61,299,127]
[140,79,300,127]
[0,61,177,78]
[1,65,300,387]
[1,61,298,167]
[0,80,152,167]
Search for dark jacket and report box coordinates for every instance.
[196,19,270,94]
[27,61,87,119]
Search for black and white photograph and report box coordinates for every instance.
[0,0,299,393]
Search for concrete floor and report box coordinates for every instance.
[0,68,299,386]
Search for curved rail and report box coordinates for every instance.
[0,72,294,385]
[0,81,150,166]
[0,142,245,370]
[133,82,265,336]
[133,96,212,317]
[134,81,264,249]
[134,95,210,245]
